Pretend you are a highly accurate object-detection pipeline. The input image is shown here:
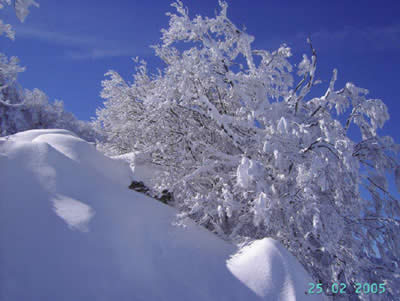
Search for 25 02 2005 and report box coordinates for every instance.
[307,282,386,295]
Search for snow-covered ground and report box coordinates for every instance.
[0,129,325,301]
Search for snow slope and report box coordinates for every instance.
[0,129,325,301]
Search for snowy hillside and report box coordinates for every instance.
[0,129,324,301]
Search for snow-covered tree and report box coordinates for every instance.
[0,0,98,141]
[95,2,400,299]
[0,78,98,141]
[0,0,39,39]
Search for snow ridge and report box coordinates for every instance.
[0,129,324,301]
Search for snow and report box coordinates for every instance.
[52,194,95,232]
[0,129,325,301]
[113,151,163,188]
[227,239,321,300]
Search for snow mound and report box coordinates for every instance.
[5,128,78,142]
[0,129,325,301]
[228,238,321,300]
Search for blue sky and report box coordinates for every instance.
[1,0,400,143]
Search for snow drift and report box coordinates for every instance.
[0,129,324,301]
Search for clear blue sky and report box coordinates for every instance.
[1,0,399,142]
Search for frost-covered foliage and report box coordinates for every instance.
[0,1,97,141]
[95,2,400,299]
[0,55,97,141]
[0,0,39,39]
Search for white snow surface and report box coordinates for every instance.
[113,151,165,188]
[0,129,325,301]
